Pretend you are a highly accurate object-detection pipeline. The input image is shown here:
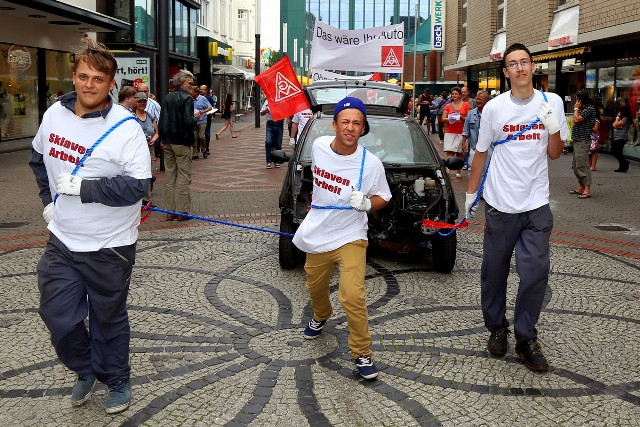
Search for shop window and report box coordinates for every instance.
[45,51,74,109]
[0,44,39,141]
[615,64,640,119]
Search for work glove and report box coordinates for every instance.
[289,138,296,147]
[537,102,561,134]
[350,190,371,212]
[56,173,82,196]
[464,192,478,219]
[42,202,54,224]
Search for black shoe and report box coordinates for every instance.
[202,152,208,158]
[515,339,549,371]
[192,155,199,160]
[487,327,510,355]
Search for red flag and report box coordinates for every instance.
[255,55,310,121]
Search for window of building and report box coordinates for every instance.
[497,0,506,31]
[190,6,197,56]
[134,0,156,46]
[557,0,567,6]
[197,0,209,28]
[238,9,248,41]
[461,0,467,45]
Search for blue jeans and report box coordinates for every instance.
[265,120,284,164]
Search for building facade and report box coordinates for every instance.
[279,0,459,93]
[0,0,128,147]
[444,0,640,160]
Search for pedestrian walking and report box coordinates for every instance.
[442,87,472,178]
[261,99,284,168]
[570,90,596,198]
[200,85,216,155]
[158,69,200,221]
[292,97,392,380]
[611,103,632,172]
[461,90,490,175]
[190,86,212,159]
[28,37,152,413]
[465,43,569,372]
[215,93,238,140]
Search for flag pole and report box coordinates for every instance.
[412,4,418,120]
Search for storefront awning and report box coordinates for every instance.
[456,45,466,65]
[213,64,254,81]
[548,5,579,50]
[533,47,585,62]
[489,32,506,62]
[2,0,129,32]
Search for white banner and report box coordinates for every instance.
[309,22,405,73]
[310,69,375,82]
[431,0,445,51]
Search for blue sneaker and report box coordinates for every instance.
[303,318,326,340]
[70,373,97,406]
[105,378,131,414]
[355,355,379,379]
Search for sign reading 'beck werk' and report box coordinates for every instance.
[309,22,405,74]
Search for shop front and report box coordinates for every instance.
[0,1,128,148]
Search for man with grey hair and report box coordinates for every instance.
[158,69,200,221]
[461,90,490,173]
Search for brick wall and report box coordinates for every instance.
[580,0,640,32]
[465,0,494,62]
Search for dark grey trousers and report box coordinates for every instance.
[37,233,135,385]
[480,203,553,344]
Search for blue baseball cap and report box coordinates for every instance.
[333,96,370,136]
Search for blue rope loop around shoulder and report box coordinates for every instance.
[54,115,138,204]
[310,146,367,210]
[460,90,550,230]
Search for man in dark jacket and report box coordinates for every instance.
[159,69,199,221]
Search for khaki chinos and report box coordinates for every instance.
[304,239,371,359]
[163,144,192,213]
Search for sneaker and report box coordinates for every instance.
[462,164,468,170]
[515,339,549,371]
[70,373,97,407]
[266,163,272,169]
[303,318,326,339]
[487,327,510,356]
[105,378,131,414]
[455,173,462,179]
[275,163,281,168]
[355,355,379,379]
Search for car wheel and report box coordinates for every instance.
[279,214,302,269]
[431,231,457,273]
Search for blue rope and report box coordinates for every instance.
[146,206,294,236]
[310,146,367,210]
[54,116,137,204]
[448,90,550,235]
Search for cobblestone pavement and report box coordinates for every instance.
[1,117,639,426]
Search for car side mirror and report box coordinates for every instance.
[271,149,290,164]
[444,156,464,170]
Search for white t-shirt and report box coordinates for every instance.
[292,136,391,254]
[32,102,152,251]
[476,90,569,213]
[292,109,314,139]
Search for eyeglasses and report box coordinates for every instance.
[506,60,532,69]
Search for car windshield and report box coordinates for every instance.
[300,116,438,165]
[306,86,405,109]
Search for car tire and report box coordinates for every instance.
[279,214,302,269]
[431,231,457,273]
